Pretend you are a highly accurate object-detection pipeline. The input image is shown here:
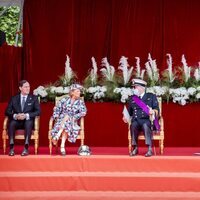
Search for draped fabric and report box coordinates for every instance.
[0,45,22,102]
[22,0,200,91]
[1,0,200,101]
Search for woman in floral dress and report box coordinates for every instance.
[51,84,87,155]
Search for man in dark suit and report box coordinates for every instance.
[0,30,6,46]
[123,78,159,157]
[5,80,41,156]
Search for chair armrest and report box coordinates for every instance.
[49,117,54,130]
[34,116,40,131]
[80,117,84,130]
[159,116,164,137]
[3,116,8,130]
[128,123,131,138]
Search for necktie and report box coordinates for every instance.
[21,96,26,111]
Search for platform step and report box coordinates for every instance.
[1,191,200,200]
[1,155,200,172]
[0,171,200,191]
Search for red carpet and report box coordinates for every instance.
[0,147,200,199]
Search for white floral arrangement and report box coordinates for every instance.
[33,54,200,105]
[181,55,191,83]
[86,86,107,100]
[194,63,200,82]
[100,57,115,82]
[118,56,133,86]
[135,57,145,79]
[145,53,160,86]
[33,86,48,98]
[166,53,176,83]
[146,86,169,97]
[114,87,134,103]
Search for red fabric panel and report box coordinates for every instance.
[163,0,200,66]
[110,0,163,67]
[23,0,113,86]
[0,102,200,147]
[0,45,22,102]
[22,0,200,90]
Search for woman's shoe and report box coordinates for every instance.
[52,137,58,145]
[60,147,66,156]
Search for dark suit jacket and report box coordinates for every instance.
[5,94,41,120]
[128,92,159,121]
[0,30,6,46]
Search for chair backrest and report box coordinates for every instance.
[157,97,162,117]
[55,94,69,106]
[55,95,84,106]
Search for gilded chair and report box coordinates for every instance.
[48,95,85,154]
[2,116,40,154]
[128,97,164,154]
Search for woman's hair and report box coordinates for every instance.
[69,84,83,97]
[69,88,80,97]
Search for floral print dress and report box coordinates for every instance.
[51,97,87,143]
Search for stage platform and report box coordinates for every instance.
[0,147,200,200]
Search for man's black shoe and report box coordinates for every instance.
[21,149,29,156]
[130,147,138,156]
[9,149,15,156]
[145,149,153,157]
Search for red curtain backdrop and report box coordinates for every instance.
[22,0,200,91]
[0,45,22,102]
[1,0,200,101]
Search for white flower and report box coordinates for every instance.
[33,86,48,98]
[87,87,96,93]
[135,57,145,79]
[100,57,115,81]
[65,54,73,81]
[33,86,43,95]
[94,92,105,99]
[119,56,133,85]
[194,67,200,81]
[146,87,154,94]
[86,86,107,100]
[145,53,159,82]
[196,93,200,99]
[146,86,168,96]
[50,86,57,93]
[180,99,187,106]
[114,87,133,103]
[145,61,153,80]
[166,53,175,83]
[90,57,98,85]
[153,86,168,96]
[181,54,191,82]
[169,87,189,105]
[63,87,70,94]
[55,86,64,94]
[197,86,200,91]
[187,87,196,96]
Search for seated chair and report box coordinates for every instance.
[128,97,164,155]
[2,116,40,154]
[48,95,85,155]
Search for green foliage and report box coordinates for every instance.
[0,6,21,46]
[83,73,98,88]
[58,73,77,87]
